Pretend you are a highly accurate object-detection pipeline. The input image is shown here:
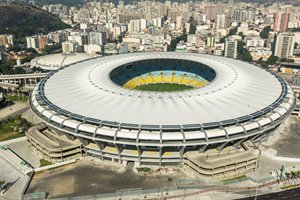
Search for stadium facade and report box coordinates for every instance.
[29,52,295,177]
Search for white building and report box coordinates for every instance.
[176,16,182,30]
[152,17,163,28]
[246,37,265,48]
[224,39,238,59]
[140,19,147,31]
[89,31,106,46]
[62,41,76,53]
[216,14,227,30]
[128,20,141,33]
[274,33,295,58]
[26,36,39,49]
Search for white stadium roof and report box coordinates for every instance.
[30,53,98,71]
[39,52,286,127]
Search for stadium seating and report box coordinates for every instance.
[110,60,216,90]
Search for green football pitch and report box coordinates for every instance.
[134,83,193,92]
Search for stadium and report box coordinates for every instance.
[29,52,295,178]
[30,53,97,71]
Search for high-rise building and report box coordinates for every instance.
[88,31,107,45]
[26,36,39,49]
[117,14,143,24]
[216,14,227,30]
[206,35,215,47]
[233,9,255,22]
[224,39,237,59]
[0,35,13,47]
[38,35,48,50]
[274,33,295,58]
[140,19,147,31]
[157,3,167,17]
[168,11,180,21]
[204,5,224,21]
[62,41,76,53]
[128,19,147,33]
[152,17,163,28]
[176,16,182,30]
[273,12,289,32]
[128,20,140,33]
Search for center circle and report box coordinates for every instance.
[109,58,217,92]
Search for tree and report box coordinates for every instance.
[237,41,253,62]
[43,44,61,54]
[219,37,226,43]
[168,34,187,51]
[266,55,278,65]
[117,35,123,43]
[26,48,38,54]
[189,16,196,34]
[257,58,268,68]
[260,26,271,39]
[228,26,238,36]
[0,58,26,75]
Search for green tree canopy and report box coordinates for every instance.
[168,34,187,51]
[237,41,253,62]
[189,17,196,34]
[228,26,238,36]
[260,26,271,39]
[266,55,278,65]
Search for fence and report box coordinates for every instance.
[50,176,279,200]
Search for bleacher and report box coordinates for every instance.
[122,70,209,89]
[109,59,216,90]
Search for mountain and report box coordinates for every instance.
[0,3,70,42]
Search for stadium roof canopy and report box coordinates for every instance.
[39,52,287,128]
[30,53,98,71]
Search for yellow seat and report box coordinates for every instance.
[172,75,182,83]
[134,77,146,85]
[143,151,159,157]
[163,152,174,157]
[194,80,208,87]
[124,80,137,89]
[104,146,118,154]
[181,77,193,85]
[153,75,163,83]
[163,75,172,83]
[189,79,200,87]
[143,75,154,84]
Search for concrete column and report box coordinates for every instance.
[217,141,229,151]
[95,141,104,160]
[61,149,63,162]
[200,144,208,153]
[159,147,162,167]
[136,145,141,166]
[233,137,248,148]
[78,138,88,157]
[179,146,185,166]
[114,143,122,163]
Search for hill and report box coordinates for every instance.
[0,3,70,42]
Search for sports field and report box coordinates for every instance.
[135,83,193,92]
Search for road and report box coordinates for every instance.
[238,187,300,200]
[0,102,29,120]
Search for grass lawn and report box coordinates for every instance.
[5,95,29,102]
[0,115,30,141]
[135,83,193,92]
[39,159,52,167]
